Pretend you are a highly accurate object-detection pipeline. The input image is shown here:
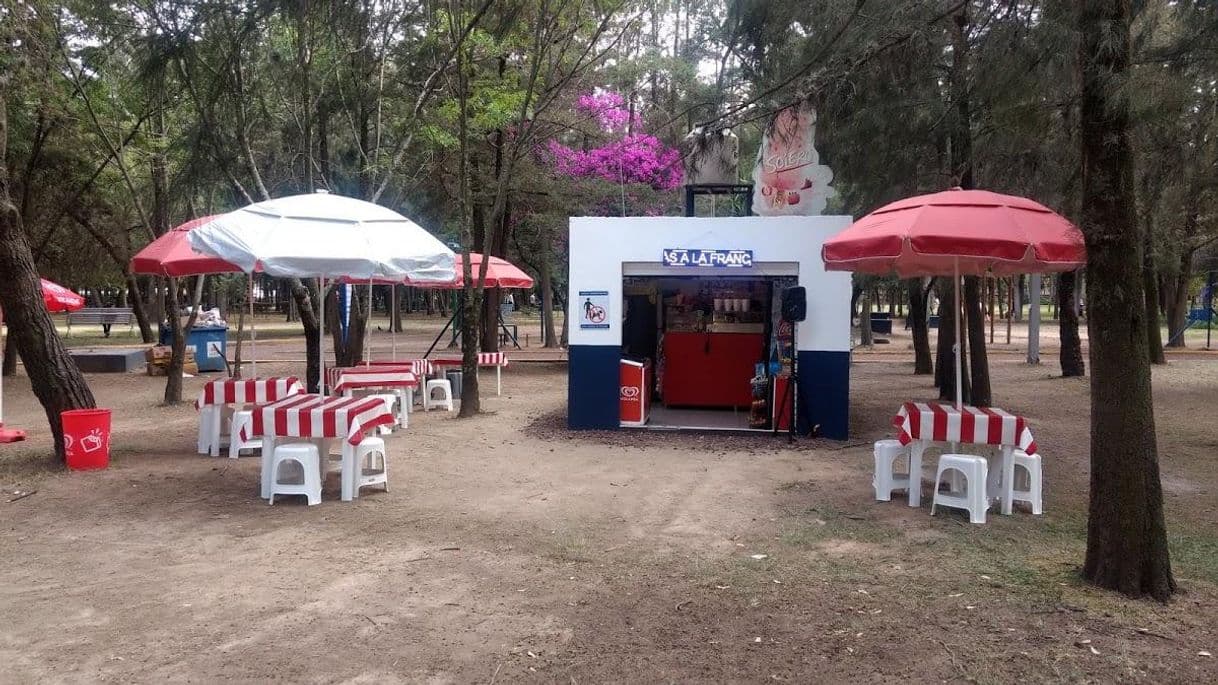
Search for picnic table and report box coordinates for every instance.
[431,352,509,395]
[366,359,434,376]
[893,401,1038,515]
[243,394,396,502]
[195,377,304,456]
[328,365,419,427]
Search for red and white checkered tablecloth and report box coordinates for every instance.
[367,359,433,376]
[893,401,1038,454]
[242,394,394,446]
[329,366,418,394]
[432,352,508,368]
[195,377,303,409]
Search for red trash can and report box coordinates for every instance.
[61,409,112,471]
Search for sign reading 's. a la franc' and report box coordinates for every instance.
[662,248,754,268]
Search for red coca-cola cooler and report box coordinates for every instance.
[620,359,650,427]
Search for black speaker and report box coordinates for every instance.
[781,286,807,322]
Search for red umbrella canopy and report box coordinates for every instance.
[448,253,534,289]
[130,215,243,277]
[345,253,533,289]
[821,188,1086,277]
[41,279,85,313]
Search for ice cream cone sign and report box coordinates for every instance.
[752,103,835,216]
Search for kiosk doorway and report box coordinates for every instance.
[620,273,797,431]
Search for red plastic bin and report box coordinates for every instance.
[61,409,112,471]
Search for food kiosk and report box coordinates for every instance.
[567,216,852,439]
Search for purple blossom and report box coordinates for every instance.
[576,91,640,132]
[546,134,683,191]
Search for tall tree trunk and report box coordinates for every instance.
[907,279,932,375]
[126,273,154,342]
[1164,254,1191,348]
[289,279,321,392]
[963,276,990,406]
[0,92,95,459]
[934,278,968,402]
[1142,224,1165,363]
[1078,0,1174,601]
[164,276,203,405]
[1014,274,1024,321]
[2,335,16,376]
[1058,270,1085,376]
[392,285,404,332]
[541,239,558,348]
[950,3,987,405]
[559,295,569,347]
[452,3,480,416]
[481,287,501,353]
[859,292,873,347]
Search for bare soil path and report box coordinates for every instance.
[1,350,1216,682]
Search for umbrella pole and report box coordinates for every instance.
[391,286,397,362]
[319,276,326,396]
[365,277,372,367]
[954,257,963,411]
[249,274,257,378]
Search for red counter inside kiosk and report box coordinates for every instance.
[661,332,763,408]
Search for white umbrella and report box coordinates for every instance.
[189,191,456,392]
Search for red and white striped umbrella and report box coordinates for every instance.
[2,278,85,441]
[39,279,85,313]
[822,188,1087,408]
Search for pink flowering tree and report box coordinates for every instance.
[543,91,683,214]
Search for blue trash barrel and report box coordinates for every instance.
[159,326,228,372]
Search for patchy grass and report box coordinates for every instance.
[1169,530,1218,586]
[779,506,901,547]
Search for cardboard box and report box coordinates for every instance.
[147,359,198,376]
[146,345,172,362]
[147,347,195,364]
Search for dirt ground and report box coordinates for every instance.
[1,332,1217,682]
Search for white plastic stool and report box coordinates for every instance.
[424,379,454,412]
[269,443,322,506]
[1009,449,1043,514]
[873,439,912,502]
[369,394,400,434]
[227,410,262,459]
[352,436,388,496]
[931,454,989,524]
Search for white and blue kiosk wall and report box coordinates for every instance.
[567,216,854,439]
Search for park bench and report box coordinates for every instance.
[65,307,135,337]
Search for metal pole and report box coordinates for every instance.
[954,258,963,410]
[391,286,398,361]
[365,276,373,367]
[249,274,257,378]
[318,276,326,395]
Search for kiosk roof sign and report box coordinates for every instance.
[663,248,753,268]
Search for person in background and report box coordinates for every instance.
[101,297,115,337]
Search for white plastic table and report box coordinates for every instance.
[243,394,395,502]
[893,401,1038,515]
[194,377,304,456]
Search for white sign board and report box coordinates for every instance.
[578,290,611,329]
[752,104,835,216]
[206,340,224,358]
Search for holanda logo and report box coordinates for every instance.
[620,386,640,400]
